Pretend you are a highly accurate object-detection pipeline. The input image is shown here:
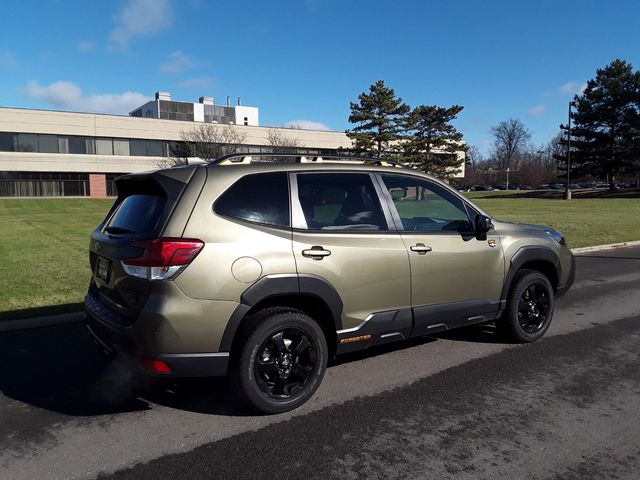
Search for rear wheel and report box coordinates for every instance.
[497,270,555,343]
[231,308,327,414]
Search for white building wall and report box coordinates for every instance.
[234,106,259,126]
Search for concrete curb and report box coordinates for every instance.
[1,240,639,334]
[571,240,640,254]
[0,311,85,334]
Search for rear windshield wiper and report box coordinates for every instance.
[104,226,135,235]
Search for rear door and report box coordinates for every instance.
[376,173,505,336]
[89,167,204,319]
[290,171,412,349]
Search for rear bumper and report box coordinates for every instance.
[85,295,229,377]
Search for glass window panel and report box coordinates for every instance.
[68,136,88,154]
[17,133,38,152]
[146,140,163,157]
[214,172,290,227]
[0,132,15,152]
[95,138,113,155]
[113,138,130,156]
[38,134,58,153]
[380,175,472,232]
[58,136,69,154]
[130,139,147,156]
[296,173,387,231]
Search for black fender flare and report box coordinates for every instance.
[218,274,343,352]
[500,246,561,306]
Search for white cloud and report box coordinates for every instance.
[179,77,215,89]
[109,0,173,50]
[24,80,150,114]
[528,104,548,117]
[284,119,332,131]
[559,81,587,95]
[77,41,96,53]
[162,50,198,74]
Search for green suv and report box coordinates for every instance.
[85,154,575,413]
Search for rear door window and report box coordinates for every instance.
[295,173,387,231]
[104,194,166,235]
[214,172,290,227]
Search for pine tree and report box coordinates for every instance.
[402,105,466,178]
[346,80,410,158]
[558,59,640,187]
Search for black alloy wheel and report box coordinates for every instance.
[254,328,317,399]
[232,307,327,414]
[517,282,551,333]
[498,269,555,343]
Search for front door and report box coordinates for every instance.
[376,173,505,336]
[290,171,412,350]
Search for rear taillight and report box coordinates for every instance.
[121,238,204,281]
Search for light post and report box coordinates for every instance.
[565,101,575,200]
[506,167,510,190]
[537,150,544,186]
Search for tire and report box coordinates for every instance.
[497,269,555,343]
[231,307,328,414]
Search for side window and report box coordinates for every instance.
[380,175,472,232]
[214,172,290,227]
[296,173,387,231]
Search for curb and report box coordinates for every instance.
[1,240,639,334]
[571,240,640,254]
[0,311,85,334]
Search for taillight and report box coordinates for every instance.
[121,238,204,280]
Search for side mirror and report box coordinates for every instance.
[474,214,493,236]
[390,188,407,201]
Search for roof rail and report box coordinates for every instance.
[207,152,406,168]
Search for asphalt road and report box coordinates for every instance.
[1,246,639,480]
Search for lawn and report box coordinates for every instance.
[0,199,112,318]
[0,196,639,318]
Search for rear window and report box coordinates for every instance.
[214,172,290,227]
[105,194,166,235]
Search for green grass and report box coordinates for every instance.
[0,199,112,317]
[470,197,640,249]
[0,196,639,317]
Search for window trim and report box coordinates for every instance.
[290,171,395,233]
[212,171,292,230]
[374,172,478,235]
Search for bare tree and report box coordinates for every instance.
[490,119,531,172]
[161,124,247,167]
[266,128,304,149]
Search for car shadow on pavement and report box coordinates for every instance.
[0,323,255,418]
[0,320,512,419]
[432,322,514,344]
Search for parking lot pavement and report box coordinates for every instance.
[1,246,639,480]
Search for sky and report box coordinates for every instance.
[1,0,639,153]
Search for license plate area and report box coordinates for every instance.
[97,257,111,282]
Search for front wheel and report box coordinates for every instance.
[231,308,327,414]
[497,270,555,343]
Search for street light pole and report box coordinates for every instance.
[565,101,573,200]
[506,167,510,190]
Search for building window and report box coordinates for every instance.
[96,138,113,155]
[0,171,90,197]
[130,139,147,156]
[17,133,38,152]
[113,138,130,156]
[38,134,58,153]
[0,132,15,152]
[146,140,163,157]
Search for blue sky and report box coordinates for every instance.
[1,0,639,152]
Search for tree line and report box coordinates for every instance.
[469,59,640,188]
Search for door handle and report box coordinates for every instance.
[410,243,432,254]
[302,246,332,260]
